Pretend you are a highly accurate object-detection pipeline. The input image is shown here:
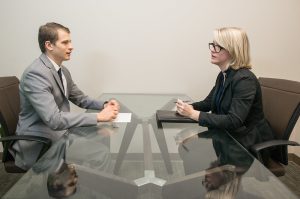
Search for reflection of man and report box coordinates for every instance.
[12,22,119,170]
[67,125,113,171]
[31,128,113,198]
[31,135,78,198]
[47,163,78,198]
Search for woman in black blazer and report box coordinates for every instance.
[176,27,273,156]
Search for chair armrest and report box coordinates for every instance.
[251,140,300,162]
[0,135,51,147]
[0,135,52,165]
[251,140,300,153]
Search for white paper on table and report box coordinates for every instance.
[113,113,132,123]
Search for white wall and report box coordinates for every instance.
[0,0,299,155]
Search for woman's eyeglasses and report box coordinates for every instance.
[209,43,224,53]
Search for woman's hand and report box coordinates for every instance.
[176,99,200,121]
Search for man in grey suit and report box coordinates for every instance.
[12,22,120,170]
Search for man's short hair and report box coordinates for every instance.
[38,22,70,53]
[47,163,77,198]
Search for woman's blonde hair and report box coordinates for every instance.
[205,175,241,199]
[214,27,252,69]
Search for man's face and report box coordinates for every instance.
[47,29,73,65]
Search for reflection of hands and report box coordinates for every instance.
[97,105,119,122]
[175,127,199,145]
[182,134,198,144]
[176,134,198,152]
[97,125,115,137]
[175,133,198,145]
[176,99,200,121]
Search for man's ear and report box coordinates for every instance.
[45,41,53,51]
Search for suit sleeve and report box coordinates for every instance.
[22,71,98,130]
[192,86,215,112]
[198,76,256,130]
[68,81,104,110]
[64,68,104,110]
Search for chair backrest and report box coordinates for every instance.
[0,76,20,138]
[259,77,300,140]
[259,77,300,165]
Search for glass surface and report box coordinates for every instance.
[3,94,297,199]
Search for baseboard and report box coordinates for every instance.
[288,153,300,165]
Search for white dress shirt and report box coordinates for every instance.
[47,56,67,96]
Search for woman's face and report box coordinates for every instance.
[209,42,231,69]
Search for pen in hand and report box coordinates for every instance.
[173,100,191,103]
[182,144,189,151]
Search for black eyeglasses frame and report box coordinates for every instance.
[208,43,224,53]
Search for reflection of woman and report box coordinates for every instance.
[176,27,273,160]
[178,129,255,199]
[202,130,252,199]
[178,128,254,175]
[203,162,240,199]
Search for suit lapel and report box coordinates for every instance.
[212,68,237,112]
[223,68,236,90]
[211,72,222,112]
[39,54,66,97]
[219,69,236,102]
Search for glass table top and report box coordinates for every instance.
[3,93,298,199]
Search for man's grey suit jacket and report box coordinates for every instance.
[13,53,104,169]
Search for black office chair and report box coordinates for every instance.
[251,77,300,177]
[0,76,51,173]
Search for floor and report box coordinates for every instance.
[0,163,23,198]
[278,161,300,197]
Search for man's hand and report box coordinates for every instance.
[104,99,120,111]
[97,105,119,122]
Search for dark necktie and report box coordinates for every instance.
[57,68,64,89]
